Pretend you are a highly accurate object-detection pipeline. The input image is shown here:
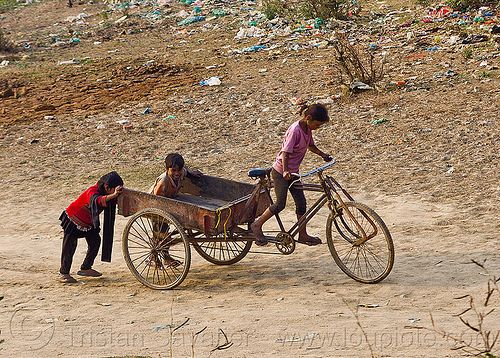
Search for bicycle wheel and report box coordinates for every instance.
[192,237,252,265]
[122,208,191,289]
[326,201,394,284]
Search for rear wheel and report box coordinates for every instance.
[326,201,394,283]
[122,208,190,289]
[192,237,252,265]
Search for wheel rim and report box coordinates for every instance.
[327,202,394,283]
[192,237,251,265]
[123,209,190,289]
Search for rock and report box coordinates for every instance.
[2,87,14,98]
[34,104,56,111]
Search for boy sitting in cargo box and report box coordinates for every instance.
[149,153,202,198]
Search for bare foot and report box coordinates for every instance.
[251,222,268,246]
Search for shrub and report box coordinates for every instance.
[0,29,14,52]
[329,32,385,89]
[445,0,498,11]
[300,0,361,21]
[262,0,290,20]
[262,0,361,21]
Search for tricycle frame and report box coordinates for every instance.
[119,160,395,289]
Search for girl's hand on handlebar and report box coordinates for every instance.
[323,154,333,162]
[283,171,291,180]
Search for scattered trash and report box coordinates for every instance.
[372,118,388,125]
[142,108,150,114]
[178,16,205,26]
[289,97,306,105]
[234,26,266,40]
[358,303,380,308]
[200,76,221,86]
[115,15,127,23]
[350,81,374,91]
[57,58,80,65]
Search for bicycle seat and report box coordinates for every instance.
[248,168,269,178]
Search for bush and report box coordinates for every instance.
[0,29,14,52]
[262,0,361,21]
[300,0,361,21]
[262,0,288,20]
[0,0,17,12]
[445,0,498,11]
[329,32,385,89]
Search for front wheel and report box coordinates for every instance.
[326,201,394,283]
[122,208,191,289]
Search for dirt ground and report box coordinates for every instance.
[1,0,500,357]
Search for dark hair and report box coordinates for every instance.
[299,103,329,122]
[165,153,185,170]
[97,171,124,194]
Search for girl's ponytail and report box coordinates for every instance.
[299,104,309,116]
[300,103,329,123]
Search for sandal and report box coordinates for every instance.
[251,222,268,246]
[59,274,77,283]
[255,238,268,246]
[77,269,102,277]
[298,236,322,246]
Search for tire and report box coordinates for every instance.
[326,201,394,284]
[192,239,252,265]
[122,208,191,289]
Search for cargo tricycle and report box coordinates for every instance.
[117,160,394,289]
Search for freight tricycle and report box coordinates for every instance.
[117,160,394,289]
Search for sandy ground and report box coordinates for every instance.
[2,0,500,357]
[1,159,500,358]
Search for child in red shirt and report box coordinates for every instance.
[59,171,123,283]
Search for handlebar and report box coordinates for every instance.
[291,158,336,179]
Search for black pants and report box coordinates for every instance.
[269,168,307,216]
[59,213,101,274]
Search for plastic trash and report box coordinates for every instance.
[57,58,80,65]
[200,76,221,86]
[234,26,266,40]
[231,45,266,54]
[212,9,226,17]
[177,16,205,26]
[350,81,374,91]
[372,118,388,124]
